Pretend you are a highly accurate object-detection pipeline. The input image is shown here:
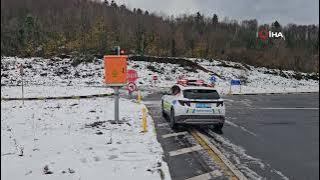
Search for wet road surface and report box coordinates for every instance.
[144,92,319,180]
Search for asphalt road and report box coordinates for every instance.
[219,93,319,180]
[144,92,319,180]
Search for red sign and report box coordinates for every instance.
[127,82,137,92]
[177,79,188,85]
[127,69,138,82]
[259,29,268,41]
[258,28,285,41]
[196,80,204,86]
[152,75,158,81]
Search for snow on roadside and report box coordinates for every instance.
[196,59,319,94]
[1,86,113,98]
[1,56,318,97]
[1,97,170,180]
[1,56,115,98]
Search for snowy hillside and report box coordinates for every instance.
[1,56,319,97]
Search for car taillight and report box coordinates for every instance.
[177,79,188,86]
[216,101,224,107]
[178,100,191,107]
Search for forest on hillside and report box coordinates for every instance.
[1,0,319,72]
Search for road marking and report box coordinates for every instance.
[162,131,188,138]
[259,107,319,110]
[225,121,258,137]
[190,130,247,180]
[169,145,203,157]
[224,99,235,102]
[185,170,223,180]
[157,123,169,127]
[143,100,161,105]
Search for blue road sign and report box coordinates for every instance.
[209,75,217,82]
[231,79,241,85]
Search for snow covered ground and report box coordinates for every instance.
[128,58,319,94]
[196,59,319,94]
[1,56,318,98]
[1,56,318,180]
[1,57,112,98]
[1,97,170,180]
[1,86,114,99]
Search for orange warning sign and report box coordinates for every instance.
[104,55,128,86]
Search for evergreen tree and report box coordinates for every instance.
[212,14,218,25]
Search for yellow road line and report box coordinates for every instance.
[190,129,244,180]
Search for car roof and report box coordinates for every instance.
[173,84,217,90]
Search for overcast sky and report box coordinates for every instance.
[114,0,319,25]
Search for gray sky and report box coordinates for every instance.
[114,0,319,25]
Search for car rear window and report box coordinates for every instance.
[183,89,220,99]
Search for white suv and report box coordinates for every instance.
[161,79,225,129]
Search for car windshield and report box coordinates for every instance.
[183,89,220,99]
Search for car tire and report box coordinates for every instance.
[170,108,177,129]
[161,100,166,119]
[214,123,224,130]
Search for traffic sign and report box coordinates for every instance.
[127,69,138,82]
[152,75,158,81]
[104,55,128,86]
[104,52,128,123]
[127,82,137,92]
[209,75,217,82]
[195,79,204,86]
[231,79,241,86]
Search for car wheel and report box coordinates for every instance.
[161,101,166,119]
[170,108,177,129]
[214,123,224,130]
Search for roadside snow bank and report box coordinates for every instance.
[1,97,170,180]
[197,59,319,94]
[1,56,318,96]
[1,86,113,98]
[129,58,319,94]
